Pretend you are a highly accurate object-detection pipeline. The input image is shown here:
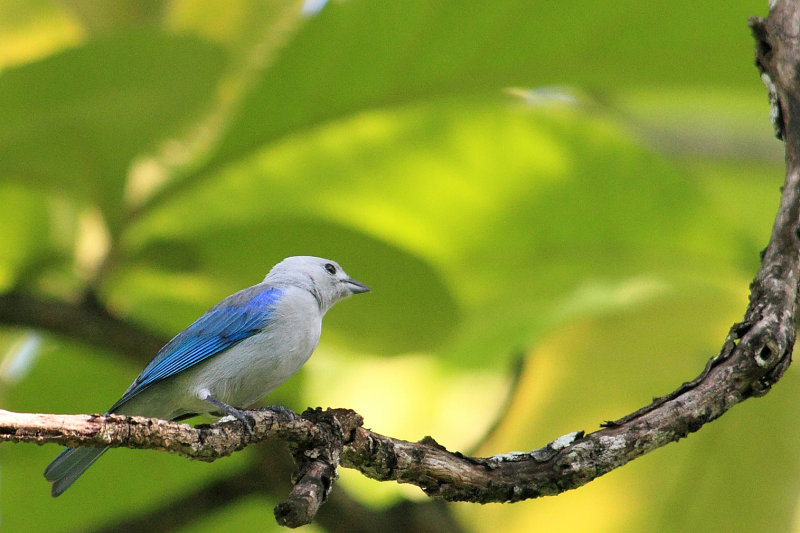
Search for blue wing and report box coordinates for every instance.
[109,285,284,412]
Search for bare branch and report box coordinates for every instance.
[0,292,164,365]
[2,2,800,528]
[0,408,342,462]
[465,352,527,455]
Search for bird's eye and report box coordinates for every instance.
[324,263,337,275]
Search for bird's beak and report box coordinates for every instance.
[345,278,370,294]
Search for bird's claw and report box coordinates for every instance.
[202,394,256,438]
[229,408,256,438]
[267,404,296,424]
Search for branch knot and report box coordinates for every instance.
[274,408,364,528]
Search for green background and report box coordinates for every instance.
[1,1,797,531]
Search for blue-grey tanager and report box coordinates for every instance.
[44,256,369,497]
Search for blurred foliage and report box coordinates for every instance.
[0,0,797,532]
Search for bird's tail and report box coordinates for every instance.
[43,446,109,497]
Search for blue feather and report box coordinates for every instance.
[109,285,283,412]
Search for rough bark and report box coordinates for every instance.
[1,1,798,528]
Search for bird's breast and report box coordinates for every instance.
[189,288,323,408]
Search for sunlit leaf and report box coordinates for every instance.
[131,97,733,366]
[186,0,761,184]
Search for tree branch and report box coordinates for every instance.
[2,2,798,528]
[0,291,164,365]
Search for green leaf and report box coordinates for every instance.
[0,184,54,290]
[0,31,227,229]
[125,96,749,367]
[190,0,760,180]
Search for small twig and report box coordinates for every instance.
[0,292,165,366]
[466,352,527,455]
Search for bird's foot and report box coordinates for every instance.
[266,404,297,424]
[226,406,256,438]
[254,405,296,429]
[203,394,255,438]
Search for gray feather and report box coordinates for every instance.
[44,446,109,497]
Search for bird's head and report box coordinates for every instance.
[264,256,370,313]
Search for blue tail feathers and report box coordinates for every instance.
[43,446,109,497]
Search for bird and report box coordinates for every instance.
[43,256,369,497]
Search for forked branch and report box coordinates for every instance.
[2,2,799,528]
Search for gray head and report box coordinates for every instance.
[264,256,370,313]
